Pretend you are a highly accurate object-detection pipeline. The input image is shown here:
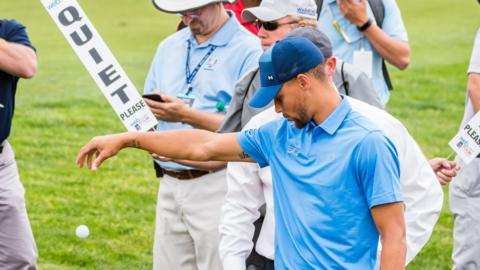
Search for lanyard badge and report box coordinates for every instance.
[353,49,373,78]
[326,4,351,44]
[183,40,217,107]
[177,93,196,107]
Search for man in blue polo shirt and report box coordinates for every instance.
[143,0,262,269]
[77,37,405,269]
[0,19,38,269]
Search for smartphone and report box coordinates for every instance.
[142,93,164,102]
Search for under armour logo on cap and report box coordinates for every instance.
[268,75,274,81]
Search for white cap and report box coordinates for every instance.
[152,0,232,13]
[242,0,318,22]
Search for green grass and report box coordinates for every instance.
[1,0,479,268]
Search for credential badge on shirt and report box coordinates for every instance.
[177,93,195,107]
[353,50,373,79]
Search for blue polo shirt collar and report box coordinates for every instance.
[326,0,336,4]
[188,11,238,49]
[316,95,351,135]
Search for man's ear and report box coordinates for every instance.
[325,56,336,77]
[296,73,312,90]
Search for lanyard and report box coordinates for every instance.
[326,3,351,44]
[185,40,217,96]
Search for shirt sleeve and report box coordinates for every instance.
[219,161,266,270]
[237,48,261,79]
[143,42,163,94]
[381,0,409,42]
[236,127,271,168]
[468,29,480,74]
[4,20,35,50]
[354,130,403,209]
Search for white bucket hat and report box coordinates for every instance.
[242,0,317,22]
[153,0,232,13]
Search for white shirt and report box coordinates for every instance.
[460,29,480,127]
[219,97,443,269]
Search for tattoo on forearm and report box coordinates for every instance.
[129,139,141,148]
[238,151,250,159]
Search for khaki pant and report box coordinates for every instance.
[450,158,480,270]
[153,170,227,270]
[0,141,37,270]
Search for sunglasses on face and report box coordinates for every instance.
[255,19,298,31]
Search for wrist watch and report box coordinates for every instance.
[357,18,373,32]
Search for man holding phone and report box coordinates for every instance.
[142,0,262,269]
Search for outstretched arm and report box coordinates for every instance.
[76,130,253,170]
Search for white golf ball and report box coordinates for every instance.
[75,225,90,239]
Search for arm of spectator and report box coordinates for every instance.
[219,161,265,270]
[0,38,37,78]
[337,0,410,70]
[467,73,480,113]
[144,94,224,132]
[152,153,227,171]
[371,202,406,270]
[429,158,460,185]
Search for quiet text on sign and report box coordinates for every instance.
[41,0,157,131]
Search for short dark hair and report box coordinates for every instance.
[307,63,327,81]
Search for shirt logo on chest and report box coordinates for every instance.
[287,145,298,155]
[204,58,218,71]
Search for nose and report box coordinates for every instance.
[257,26,268,38]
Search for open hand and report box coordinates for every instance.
[76,134,129,170]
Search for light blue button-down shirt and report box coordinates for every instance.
[237,97,403,269]
[144,12,262,170]
[318,0,408,104]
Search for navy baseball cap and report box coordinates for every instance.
[249,36,325,108]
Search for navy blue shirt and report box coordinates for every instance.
[0,19,35,142]
[237,97,403,269]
